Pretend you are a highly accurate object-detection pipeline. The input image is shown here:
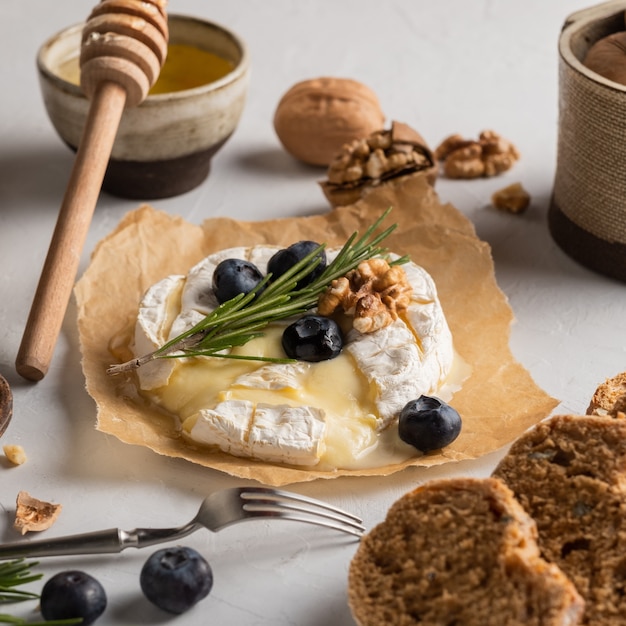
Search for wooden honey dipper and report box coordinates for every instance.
[16,0,168,381]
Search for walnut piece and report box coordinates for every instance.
[14,490,62,535]
[320,121,436,207]
[434,130,520,179]
[491,182,530,214]
[318,258,412,333]
[3,444,27,465]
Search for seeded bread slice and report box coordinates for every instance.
[493,414,626,625]
[586,372,626,417]
[348,477,584,626]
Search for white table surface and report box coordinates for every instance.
[1,1,624,624]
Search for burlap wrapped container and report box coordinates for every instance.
[550,0,626,281]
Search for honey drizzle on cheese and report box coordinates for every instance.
[141,323,468,470]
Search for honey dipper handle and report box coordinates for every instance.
[16,81,127,381]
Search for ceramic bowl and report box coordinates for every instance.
[37,14,250,199]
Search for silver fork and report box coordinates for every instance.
[0,487,365,560]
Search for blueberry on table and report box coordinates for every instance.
[40,570,107,625]
[212,258,264,303]
[282,315,343,362]
[140,546,213,614]
[398,396,462,453]
[267,240,327,288]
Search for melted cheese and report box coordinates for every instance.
[132,246,459,469]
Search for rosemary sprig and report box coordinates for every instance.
[0,561,41,604]
[108,208,406,375]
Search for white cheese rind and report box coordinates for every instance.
[247,404,326,466]
[231,362,310,391]
[346,320,423,430]
[192,399,252,456]
[134,274,184,391]
[189,400,325,466]
[399,256,455,404]
[133,245,454,466]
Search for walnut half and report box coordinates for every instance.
[318,258,412,333]
[319,121,437,207]
[435,130,520,179]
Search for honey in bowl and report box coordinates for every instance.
[55,43,235,94]
[151,44,235,93]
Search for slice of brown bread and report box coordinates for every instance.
[348,477,584,626]
[586,371,626,417]
[493,414,626,625]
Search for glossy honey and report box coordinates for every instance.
[55,43,234,94]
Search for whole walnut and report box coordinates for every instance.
[583,32,626,85]
[273,77,385,167]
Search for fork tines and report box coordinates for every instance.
[238,487,366,538]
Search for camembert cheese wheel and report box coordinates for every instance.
[132,246,455,470]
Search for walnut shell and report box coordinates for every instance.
[583,32,626,85]
[273,77,385,167]
[14,491,62,535]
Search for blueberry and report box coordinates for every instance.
[282,315,343,362]
[40,570,107,625]
[267,240,326,288]
[140,546,213,615]
[398,396,462,453]
[212,258,264,304]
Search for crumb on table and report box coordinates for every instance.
[3,444,26,466]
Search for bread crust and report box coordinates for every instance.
[494,414,626,625]
[348,477,583,626]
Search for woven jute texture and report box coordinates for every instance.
[550,1,626,281]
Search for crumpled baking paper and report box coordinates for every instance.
[75,174,557,486]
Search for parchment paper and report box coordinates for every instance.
[75,174,558,486]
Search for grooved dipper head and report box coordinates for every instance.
[79,0,169,107]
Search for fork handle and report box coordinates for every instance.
[0,524,198,560]
[0,528,126,559]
